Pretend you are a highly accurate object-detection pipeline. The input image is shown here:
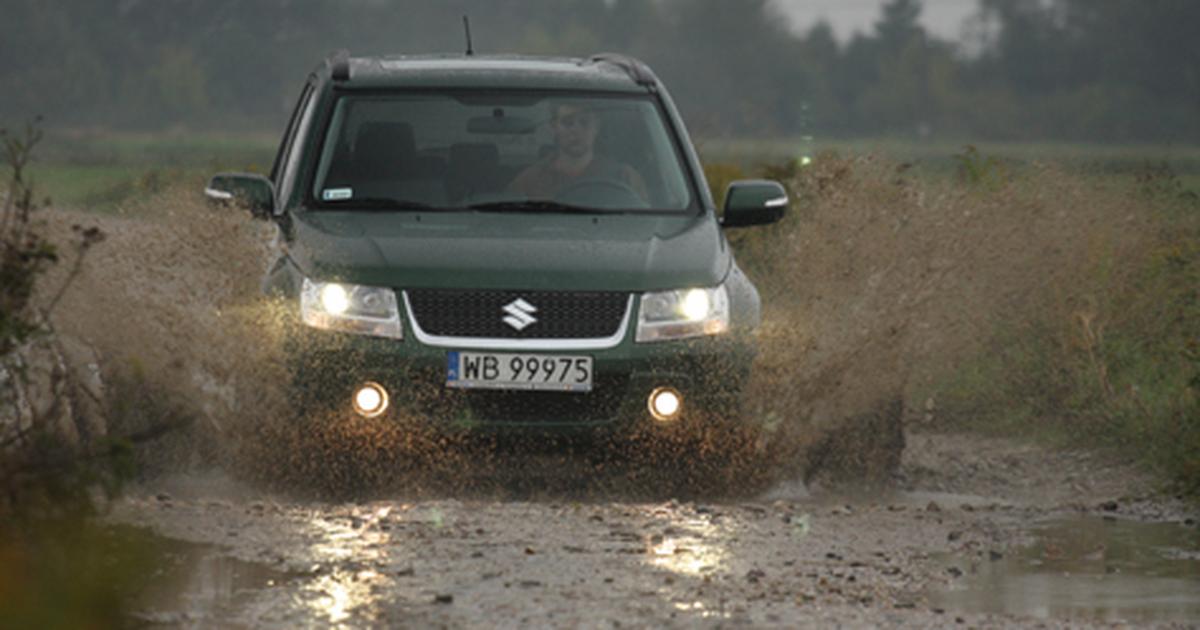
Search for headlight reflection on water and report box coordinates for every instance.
[645,514,730,578]
[301,507,396,624]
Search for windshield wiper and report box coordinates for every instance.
[321,197,438,210]
[466,200,613,214]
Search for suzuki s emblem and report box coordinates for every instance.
[502,298,538,331]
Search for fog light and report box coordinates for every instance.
[648,387,682,422]
[352,382,389,418]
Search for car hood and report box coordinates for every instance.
[287,210,730,292]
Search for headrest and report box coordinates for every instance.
[354,122,416,178]
[449,142,499,167]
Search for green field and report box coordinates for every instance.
[9,130,276,211]
[8,129,1200,210]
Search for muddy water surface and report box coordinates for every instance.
[932,516,1200,624]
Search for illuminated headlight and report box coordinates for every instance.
[300,278,402,339]
[635,285,730,343]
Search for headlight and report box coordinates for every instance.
[300,278,402,339]
[635,285,729,343]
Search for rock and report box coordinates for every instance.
[2,334,75,450]
[433,593,453,604]
[57,334,106,442]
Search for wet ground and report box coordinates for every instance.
[108,430,1200,628]
[931,516,1200,624]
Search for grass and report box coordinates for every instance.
[704,146,1200,495]
[697,136,1200,196]
[4,129,275,212]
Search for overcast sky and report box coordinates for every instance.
[772,0,979,42]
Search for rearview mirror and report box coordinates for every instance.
[205,173,275,219]
[467,113,535,135]
[721,180,788,228]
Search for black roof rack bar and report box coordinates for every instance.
[329,49,351,82]
[588,53,656,86]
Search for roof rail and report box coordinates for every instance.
[329,49,351,82]
[588,53,656,87]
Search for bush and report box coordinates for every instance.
[933,162,1200,494]
[707,148,1199,493]
[0,121,58,355]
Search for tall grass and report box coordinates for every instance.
[933,165,1200,493]
[707,149,1200,494]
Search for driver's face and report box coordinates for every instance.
[552,105,597,159]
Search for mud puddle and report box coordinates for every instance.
[931,515,1200,624]
[121,527,299,627]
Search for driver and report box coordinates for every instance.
[508,102,648,202]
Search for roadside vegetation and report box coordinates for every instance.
[704,147,1199,496]
[0,123,167,628]
[930,161,1200,495]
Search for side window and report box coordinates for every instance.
[276,85,321,210]
[271,83,315,184]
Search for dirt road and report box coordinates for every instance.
[107,429,1198,628]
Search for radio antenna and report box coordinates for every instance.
[463,15,474,56]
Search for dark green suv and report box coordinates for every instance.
[207,52,787,435]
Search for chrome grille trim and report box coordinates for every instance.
[402,291,634,350]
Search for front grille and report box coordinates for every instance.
[406,289,628,339]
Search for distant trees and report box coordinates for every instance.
[0,0,1196,142]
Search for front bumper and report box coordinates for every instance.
[284,322,755,434]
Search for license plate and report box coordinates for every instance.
[446,352,593,392]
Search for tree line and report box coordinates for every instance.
[1,0,1196,143]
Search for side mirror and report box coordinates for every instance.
[721,180,789,228]
[205,173,275,219]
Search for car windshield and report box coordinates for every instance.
[311,91,695,212]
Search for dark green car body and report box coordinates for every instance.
[209,53,787,435]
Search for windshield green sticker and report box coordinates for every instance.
[323,187,352,201]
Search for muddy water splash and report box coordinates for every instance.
[40,191,290,472]
[737,155,1159,486]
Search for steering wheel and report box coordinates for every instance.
[554,178,648,209]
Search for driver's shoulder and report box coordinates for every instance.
[510,157,553,188]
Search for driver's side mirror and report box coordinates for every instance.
[204,173,275,220]
[721,180,789,228]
